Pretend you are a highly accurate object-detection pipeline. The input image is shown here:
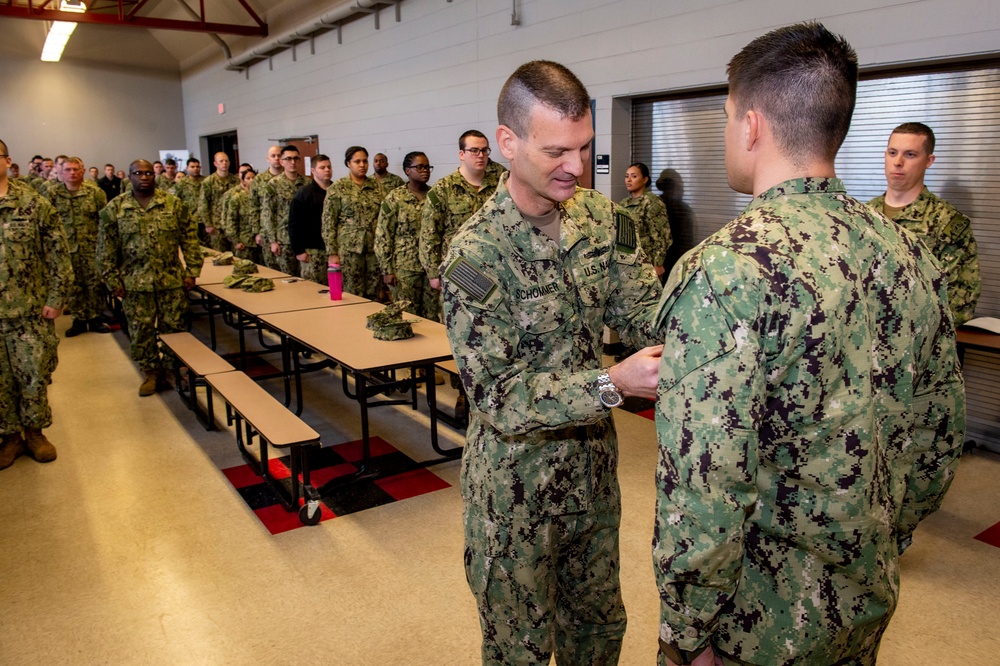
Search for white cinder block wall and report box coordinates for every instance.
[179,0,1000,197]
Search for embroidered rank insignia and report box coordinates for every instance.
[615,211,637,253]
[444,257,497,303]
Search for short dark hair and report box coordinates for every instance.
[239,162,253,171]
[458,130,487,151]
[164,158,177,167]
[402,151,427,170]
[344,146,367,166]
[187,157,200,166]
[628,161,651,187]
[280,145,299,157]
[241,167,256,180]
[892,122,935,154]
[153,160,163,166]
[727,22,858,163]
[0,139,8,157]
[313,154,331,166]
[498,61,591,138]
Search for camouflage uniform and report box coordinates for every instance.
[221,186,262,263]
[248,171,279,269]
[868,187,980,326]
[0,180,73,436]
[618,189,671,268]
[442,174,662,665]
[375,186,437,319]
[374,171,405,197]
[97,190,202,373]
[197,172,239,251]
[260,173,308,277]
[171,175,205,245]
[156,173,175,192]
[321,175,384,300]
[653,178,966,666]
[46,182,108,322]
[419,162,507,285]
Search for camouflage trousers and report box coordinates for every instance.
[464,491,626,665]
[342,250,384,301]
[0,316,58,435]
[206,228,233,253]
[268,244,300,278]
[299,249,328,286]
[259,239,281,271]
[390,271,438,320]
[121,288,188,373]
[68,250,105,320]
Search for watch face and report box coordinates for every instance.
[600,388,623,408]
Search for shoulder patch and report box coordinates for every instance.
[615,211,637,253]
[444,257,497,304]
[427,189,441,207]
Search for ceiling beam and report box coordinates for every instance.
[0,2,268,37]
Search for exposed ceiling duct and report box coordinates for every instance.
[225,0,402,74]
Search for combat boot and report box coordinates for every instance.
[65,319,88,337]
[89,318,112,334]
[24,429,57,463]
[139,371,160,397]
[0,433,25,470]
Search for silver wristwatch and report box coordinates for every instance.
[597,368,624,408]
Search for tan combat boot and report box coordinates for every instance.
[139,371,160,397]
[24,429,57,463]
[0,433,25,470]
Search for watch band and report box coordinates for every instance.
[597,367,624,408]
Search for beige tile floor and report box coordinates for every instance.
[1,313,998,665]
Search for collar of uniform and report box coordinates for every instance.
[494,173,588,261]
[122,188,168,210]
[746,176,846,213]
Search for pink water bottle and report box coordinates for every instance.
[327,262,343,300]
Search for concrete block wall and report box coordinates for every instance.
[180,0,1000,193]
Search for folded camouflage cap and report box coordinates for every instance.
[212,252,235,266]
[222,274,249,289]
[240,275,274,292]
[366,300,415,340]
[232,259,259,276]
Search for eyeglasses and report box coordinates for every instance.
[407,165,434,172]
[0,154,8,158]
[130,170,155,177]
[462,147,491,156]
[281,156,301,162]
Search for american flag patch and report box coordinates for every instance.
[445,257,497,303]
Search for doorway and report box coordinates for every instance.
[204,131,239,175]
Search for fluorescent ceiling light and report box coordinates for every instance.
[40,1,86,62]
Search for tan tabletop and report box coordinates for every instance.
[259,302,453,372]
[195,257,289,286]
[200,278,369,316]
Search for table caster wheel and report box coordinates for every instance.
[299,501,321,525]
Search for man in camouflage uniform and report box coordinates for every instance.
[98,159,202,396]
[222,167,260,263]
[171,157,205,244]
[289,154,332,283]
[46,156,111,337]
[441,61,663,665]
[198,151,239,252]
[0,139,74,469]
[376,151,436,318]
[261,145,308,277]
[651,24,966,666]
[868,122,980,326]
[322,146,385,300]
[371,152,405,197]
[419,130,506,305]
[249,145,284,269]
[157,158,178,192]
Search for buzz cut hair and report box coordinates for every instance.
[892,122,935,155]
[0,139,8,157]
[458,130,487,151]
[164,158,177,167]
[498,60,591,138]
[280,145,299,157]
[727,22,858,164]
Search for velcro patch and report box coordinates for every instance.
[445,257,497,303]
[615,211,637,253]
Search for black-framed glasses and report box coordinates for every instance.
[407,165,434,172]
[281,156,301,161]
[462,147,491,156]
[130,170,155,177]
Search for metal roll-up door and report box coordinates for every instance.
[631,62,1000,450]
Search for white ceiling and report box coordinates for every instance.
[0,0,360,73]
